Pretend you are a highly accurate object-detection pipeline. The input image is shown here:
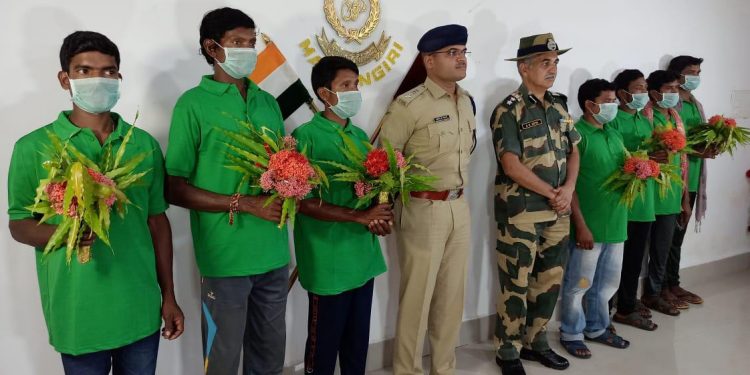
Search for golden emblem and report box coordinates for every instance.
[340,0,367,22]
[323,0,379,44]
[301,0,405,85]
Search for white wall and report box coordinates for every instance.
[2,0,749,373]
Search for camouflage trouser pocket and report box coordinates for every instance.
[496,225,520,279]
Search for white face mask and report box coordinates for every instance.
[214,41,258,79]
[69,77,121,114]
[324,89,363,119]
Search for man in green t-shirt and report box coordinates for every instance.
[165,8,288,374]
[609,69,659,331]
[640,70,691,317]
[292,55,392,374]
[559,79,630,359]
[665,55,714,307]
[7,31,183,374]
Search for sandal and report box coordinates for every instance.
[585,330,630,349]
[613,312,658,331]
[642,296,680,316]
[635,300,652,319]
[671,286,704,305]
[607,324,616,335]
[560,339,592,359]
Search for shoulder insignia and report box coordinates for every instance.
[396,85,427,106]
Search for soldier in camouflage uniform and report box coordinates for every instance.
[490,33,580,375]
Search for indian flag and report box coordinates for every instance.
[250,35,313,119]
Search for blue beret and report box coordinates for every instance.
[417,24,468,53]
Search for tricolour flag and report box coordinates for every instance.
[250,34,314,119]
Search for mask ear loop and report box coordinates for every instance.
[322,87,338,108]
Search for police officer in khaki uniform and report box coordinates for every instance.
[490,33,580,375]
[379,24,475,375]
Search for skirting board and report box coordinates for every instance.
[284,251,750,374]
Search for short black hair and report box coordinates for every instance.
[199,7,255,65]
[577,78,616,112]
[311,56,359,101]
[667,55,704,74]
[613,69,645,92]
[647,70,681,93]
[59,31,120,72]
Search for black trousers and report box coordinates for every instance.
[666,192,697,287]
[644,214,678,297]
[617,221,653,314]
[304,279,374,375]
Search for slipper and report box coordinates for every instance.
[559,339,592,359]
[585,330,630,349]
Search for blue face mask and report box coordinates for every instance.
[214,41,258,79]
[626,92,649,111]
[657,92,680,109]
[592,102,618,124]
[681,75,700,91]
[325,89,362,119]
[69,77,121,114]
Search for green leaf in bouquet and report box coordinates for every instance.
[328,171,364,183]
[83,209,110,247]
[98,198,111,233]
[107,150,150,180]
[259,128,281,153]
[337,128,365,161]
[219,129,269,157]
[65,218,82,264]
[284,198,297,229]
[115,169,151,191]
[312,163,329,190]
[44,218,73,256]
[263,193,280,207]
[225,153,266,175]
[383,140,398,172]
[224,143,270,168]
[65,142,100,171]
[318,160,360,173]
[112,123,137,170]
[355,189,379,209]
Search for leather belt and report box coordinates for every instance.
[410,188,463,201]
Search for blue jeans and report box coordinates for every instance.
[560,242,624,341]
[61,331,159,375]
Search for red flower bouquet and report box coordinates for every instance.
[603,150,681,208]
[687,115,750,156]
[222,124,326,228]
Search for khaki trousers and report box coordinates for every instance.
[393,196,471,375]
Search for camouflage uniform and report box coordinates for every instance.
[491,84,580,360]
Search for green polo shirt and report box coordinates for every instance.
[291,113,386,295]
[166,75,289,277]
[678,100,703,192]
[608,109,657,222]
[572,119,628,243]
[7,111,166,355]
[652,111,684,215]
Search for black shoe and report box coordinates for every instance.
[495,357,526,375]
[520,348,569,370]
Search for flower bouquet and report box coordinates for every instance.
[28,113,151,264]
[687,115,750,156]
[644,122,689,155]
[320,131,438,208]
[221,121,326,228]
[602,150,682,208]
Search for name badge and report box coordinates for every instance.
[521,119,543,130]
[559,117,574,127]
[434,115,451,123]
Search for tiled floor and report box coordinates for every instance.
[370,269,750,375]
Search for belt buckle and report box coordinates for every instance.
[446,189,461,201]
